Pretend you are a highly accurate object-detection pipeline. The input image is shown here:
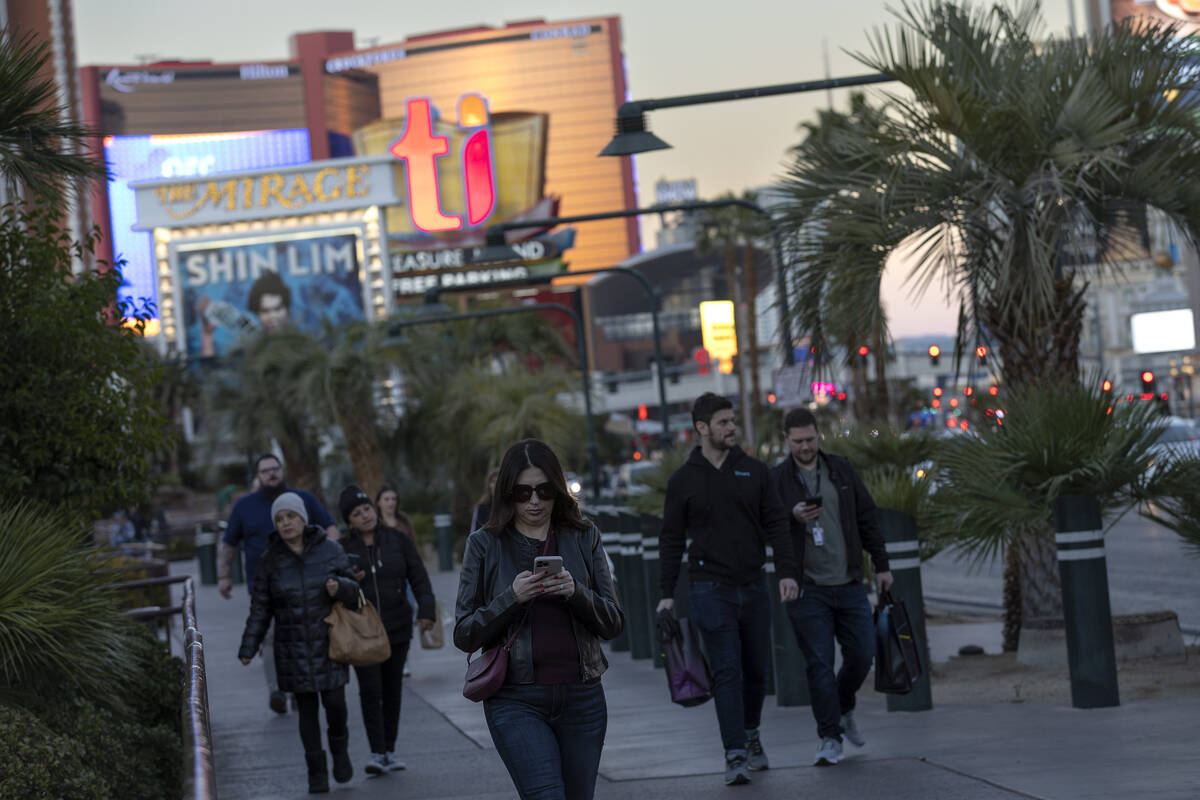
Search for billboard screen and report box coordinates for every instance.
[1130,308,1196,353]
[104,129,311,317]
[176,229,364,357]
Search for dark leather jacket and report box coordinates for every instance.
[342,525,436,644]
[238,527,360,693]
[454,523,624,684]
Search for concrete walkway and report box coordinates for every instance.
[176,559,1200,800]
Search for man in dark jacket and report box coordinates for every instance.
[657,392,799,786]
[771,407,892,768]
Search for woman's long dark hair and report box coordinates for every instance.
[483,439,588,535]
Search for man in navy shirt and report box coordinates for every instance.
[218,453,338,713]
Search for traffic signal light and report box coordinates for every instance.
[976,345,988,365]
[1141,370,1157,398]
[928,344,940,366]
[858,345,869,365]
[933,386,943,398]
[637,404,648,421]
[1101,378,1113,393]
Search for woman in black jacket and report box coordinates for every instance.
[455,439,624,800]
[238,493,360,794]
[338,484,437,776]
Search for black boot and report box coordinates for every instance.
[328,733,353,784]
[305,750,329,794]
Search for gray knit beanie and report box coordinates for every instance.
[270,492,309,525]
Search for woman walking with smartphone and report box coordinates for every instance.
[338,485,437,776]
[455,439,624,800]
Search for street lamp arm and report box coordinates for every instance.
[618,73,893,114]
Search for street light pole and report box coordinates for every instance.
[486,198,797,445]
[387,302,602,503]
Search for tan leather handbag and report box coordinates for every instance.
[325,590,391,666]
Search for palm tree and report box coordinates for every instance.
[0,29,102,198]
[778,0,1200,638]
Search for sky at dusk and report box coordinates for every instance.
[74,0,1081,337]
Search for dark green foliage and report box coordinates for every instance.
[627,444,693,515]
[0,703,110,800]
[0,204,169,519]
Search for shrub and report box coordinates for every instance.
[0,703,110,799]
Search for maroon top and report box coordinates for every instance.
[517,529,580,685]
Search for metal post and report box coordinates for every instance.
[598,509,630,652]
[877,507,932,712]
[434,507,453,572]
[766,545,810,706]
[619,510,652,660]
[640,513,664,668]
[1053,494,1120,709]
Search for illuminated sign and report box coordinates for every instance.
[699,300,738,373]
[1131,308,1196,354]
[105,129,310,317]
[655,179,698,205]
[174,229,365,357]
[132,156,403,230]
[389,95,496,233]
[106,68,175,92]
[325,47,407,73]
[390,237,560,273]
[239,63,289,80]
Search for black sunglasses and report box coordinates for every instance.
[511,482,555,503]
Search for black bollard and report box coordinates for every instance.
[619,511,652,660]
[876,507,932,712]
[766,545,810,706]
[597,510,630,652]
[1053,494,1119,709]
[640,513,664,668]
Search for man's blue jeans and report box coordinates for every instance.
[785,581,876,740]
[687,577,772,756]
[484,681,607,800]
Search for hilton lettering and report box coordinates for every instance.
[158,165,370,220]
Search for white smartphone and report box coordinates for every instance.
[533,555,564,575]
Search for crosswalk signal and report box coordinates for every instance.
[637,404,648,421]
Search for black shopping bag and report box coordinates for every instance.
[874,590,922,694]
[656,612,712,707]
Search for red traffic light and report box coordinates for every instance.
[836,391,847,401]
[933,387,943,397]
[976,345,988,359]
[988,385,999,396]
[858,345,869,356]
[931,399,941,409]
[637,404,648,421]
[1101,379,1113,392]
[928,345,941,358]
[964,387,974,397]
[767,392,777,405]
[1141,370,1155,384]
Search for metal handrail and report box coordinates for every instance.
[181,578,217,800]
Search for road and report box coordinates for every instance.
[920,509,1200,634]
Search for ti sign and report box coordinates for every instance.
[699,300,737,374]
[390,94,496,233]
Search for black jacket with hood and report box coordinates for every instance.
[454,522,624,685]
[238,526,360,693]
[770,451,889,583]
[341,525,436,645]
[659,445,797,598]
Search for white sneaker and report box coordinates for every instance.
[841,711,865,747]
[814,737,843,766]
[365,753,388,775]
[383,752,406,771]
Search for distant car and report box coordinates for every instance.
[1146,417,1200,477]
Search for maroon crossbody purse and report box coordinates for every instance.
[462,532,552,702]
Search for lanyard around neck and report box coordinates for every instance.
[796,460,820,496]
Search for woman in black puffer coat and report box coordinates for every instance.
[338,485,437,775]
[239,493,360,794]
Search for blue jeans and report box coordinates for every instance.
[785,581,876,740]
[687,577,772,756]
[484,682,607,800]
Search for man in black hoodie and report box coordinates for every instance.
[771,407,891,768]
[657,393,799,787]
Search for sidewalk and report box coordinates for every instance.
[180,559,1200,800]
